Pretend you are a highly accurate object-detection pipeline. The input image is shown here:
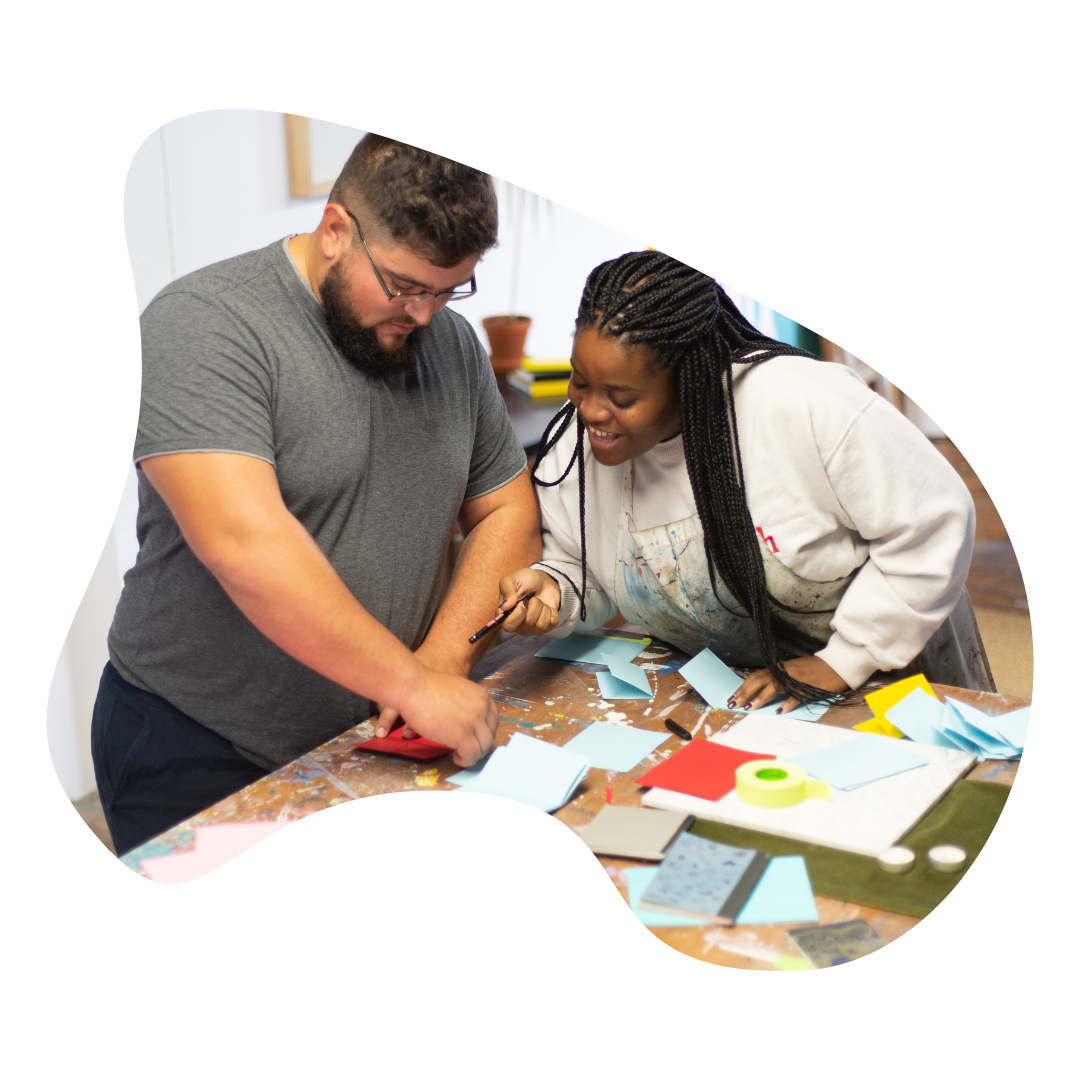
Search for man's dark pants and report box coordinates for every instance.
[91,662,268,857]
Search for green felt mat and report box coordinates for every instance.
[690,779,1010,918]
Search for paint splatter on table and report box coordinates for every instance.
[121,631,1024,970]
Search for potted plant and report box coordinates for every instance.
[483,314,531,374]
[482,181,546,373]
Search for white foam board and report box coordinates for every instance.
[640,713,975,857]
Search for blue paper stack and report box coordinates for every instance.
[535,633,655,700]
[885,690,1028,761]
[446,732,590,813]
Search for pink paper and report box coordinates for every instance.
[141,821,290,883]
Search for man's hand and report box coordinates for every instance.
[496,568,562,636]
[373,639,472,740]
[379,661,499,767]
[728,655,849,712]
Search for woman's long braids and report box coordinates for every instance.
[532,250,839,705]
[532,402,589,619]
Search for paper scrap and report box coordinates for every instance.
[579,805,691,860]
[993,705,1030,751]
[562,721,669,772]
[864,674,936,721]
[790,734,928,791]
[678,648,746,709]
[447,733,589,812]
[782,700,833,723]
[445,761,486,788]
[735,855,819,925]
[637,739,774,801]
[626,866,714,927]
[535,633,650,665]
[943,698,1020,758]
[884,691,959,749]
[775,955,815,971]
[853,714,906,738]
[141,822,290,884]
[355,722,450,759]
[595,652,655,700]
[596,671,653,700]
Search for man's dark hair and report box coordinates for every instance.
[532,250,850,707]
[329,133,498,267]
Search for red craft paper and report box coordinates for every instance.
[355,724,451,760]
[637,739,774,801]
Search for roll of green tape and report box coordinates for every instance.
[735,760,831,808]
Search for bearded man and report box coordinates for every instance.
[94,134,539,855]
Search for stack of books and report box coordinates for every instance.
[506,356,572,400]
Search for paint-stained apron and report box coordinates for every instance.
[611,461,995,692]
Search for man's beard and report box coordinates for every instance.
[321,259,427,379]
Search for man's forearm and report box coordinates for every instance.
[419,477,541,673]
[208,510,425,709]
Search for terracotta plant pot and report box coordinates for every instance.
[482,315,532,373]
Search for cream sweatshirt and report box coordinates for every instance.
[532,355,975,690]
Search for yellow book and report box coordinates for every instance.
[507,371,569,399]
[521,356,572,374]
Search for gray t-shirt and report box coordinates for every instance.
[108,238,526,770]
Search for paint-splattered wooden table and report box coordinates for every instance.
[121,632,1025,969]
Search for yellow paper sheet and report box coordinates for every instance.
[853,715,906,738]
[864,674,936,721]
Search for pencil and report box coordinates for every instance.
[468,592,537,644]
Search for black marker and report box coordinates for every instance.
[468,592,537,645]
[665,719,693,741]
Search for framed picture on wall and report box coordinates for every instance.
[284,114,366,198]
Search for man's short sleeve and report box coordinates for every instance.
[461,325,527,501]
[135,291,276,466]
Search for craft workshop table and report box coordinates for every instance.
[122,634,1024,970]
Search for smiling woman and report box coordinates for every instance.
[568,330,682,463]
[495,249,994,714]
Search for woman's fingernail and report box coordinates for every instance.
[775,707,783,714]
[376,728,386,737]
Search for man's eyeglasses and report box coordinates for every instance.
[343,207,477,304]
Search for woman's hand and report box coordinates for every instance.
[728,656,849,712]
[496,568,562,636]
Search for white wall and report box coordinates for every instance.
[48,108,935,799]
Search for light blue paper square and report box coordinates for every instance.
[625,866,713,927]
[596,672,653,700]
[562,721,669,772]
[993,706,1029,752]
[944,698,1020,759]
[782,700,833,723]
[678,648,744,709]
[675,647,831,715]
[445,760,487,788]
[790,735,929,791]
[945,697,1009,744]
[600,652,654,697]
[932,715,985,758]
[885,691,959,749]
[735,855,819,925]
[458,733,590,813]
[535,634,649,665]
